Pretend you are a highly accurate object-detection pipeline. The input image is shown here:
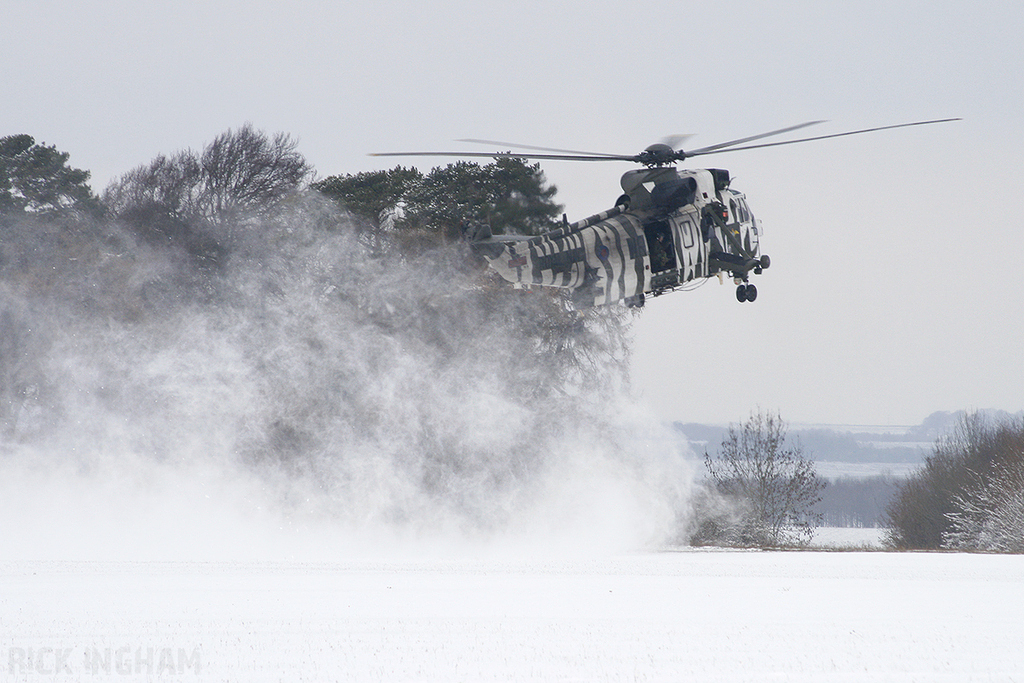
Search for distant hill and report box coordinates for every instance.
[674,409,1024,467]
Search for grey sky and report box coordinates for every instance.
[3,0,1022,425]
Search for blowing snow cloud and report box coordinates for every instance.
[0,184,690,558]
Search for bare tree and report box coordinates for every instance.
[703,409,824,547]
[934,415,1024,552]
[103,151,201,227]
[105,124,312,253]
[885,412,1024,550]
[196,125,311,225]
[944,460,1024,552]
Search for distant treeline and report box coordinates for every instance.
[677,410,1024,465]
[816,476,901,527]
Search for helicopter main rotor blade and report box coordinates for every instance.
[456,138,627,158]
[685,118,961,158]
[371,118,960,165]
[683,121,826,157]
[370,150,635,162]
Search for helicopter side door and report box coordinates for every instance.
[670,208,706,283]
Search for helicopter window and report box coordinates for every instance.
[728,200,737,223]
[680,219,695,249]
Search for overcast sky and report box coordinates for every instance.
[3,0,1022,426]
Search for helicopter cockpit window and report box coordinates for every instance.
[644,220,677,273]
[739,199,751,223]
[728,200,737,223]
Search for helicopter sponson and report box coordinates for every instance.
[468,165,768,307]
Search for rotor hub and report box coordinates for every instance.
[637,143,680,166]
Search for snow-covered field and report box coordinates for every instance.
[5,550,1023,682]
[813,461,921,479]
[809,525,886,548]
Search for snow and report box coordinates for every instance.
[810,526,886,549]
[814,461,921,479]
[2,205,1019,680]
[4,551,1023,681]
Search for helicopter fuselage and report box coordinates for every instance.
[473,166,766,306]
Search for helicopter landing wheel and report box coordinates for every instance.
[736,283,757,303]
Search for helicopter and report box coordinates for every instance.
[372,119,957,307]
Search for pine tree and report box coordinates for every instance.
[0,135,99,216]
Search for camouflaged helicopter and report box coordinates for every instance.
[373,119,956,307]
